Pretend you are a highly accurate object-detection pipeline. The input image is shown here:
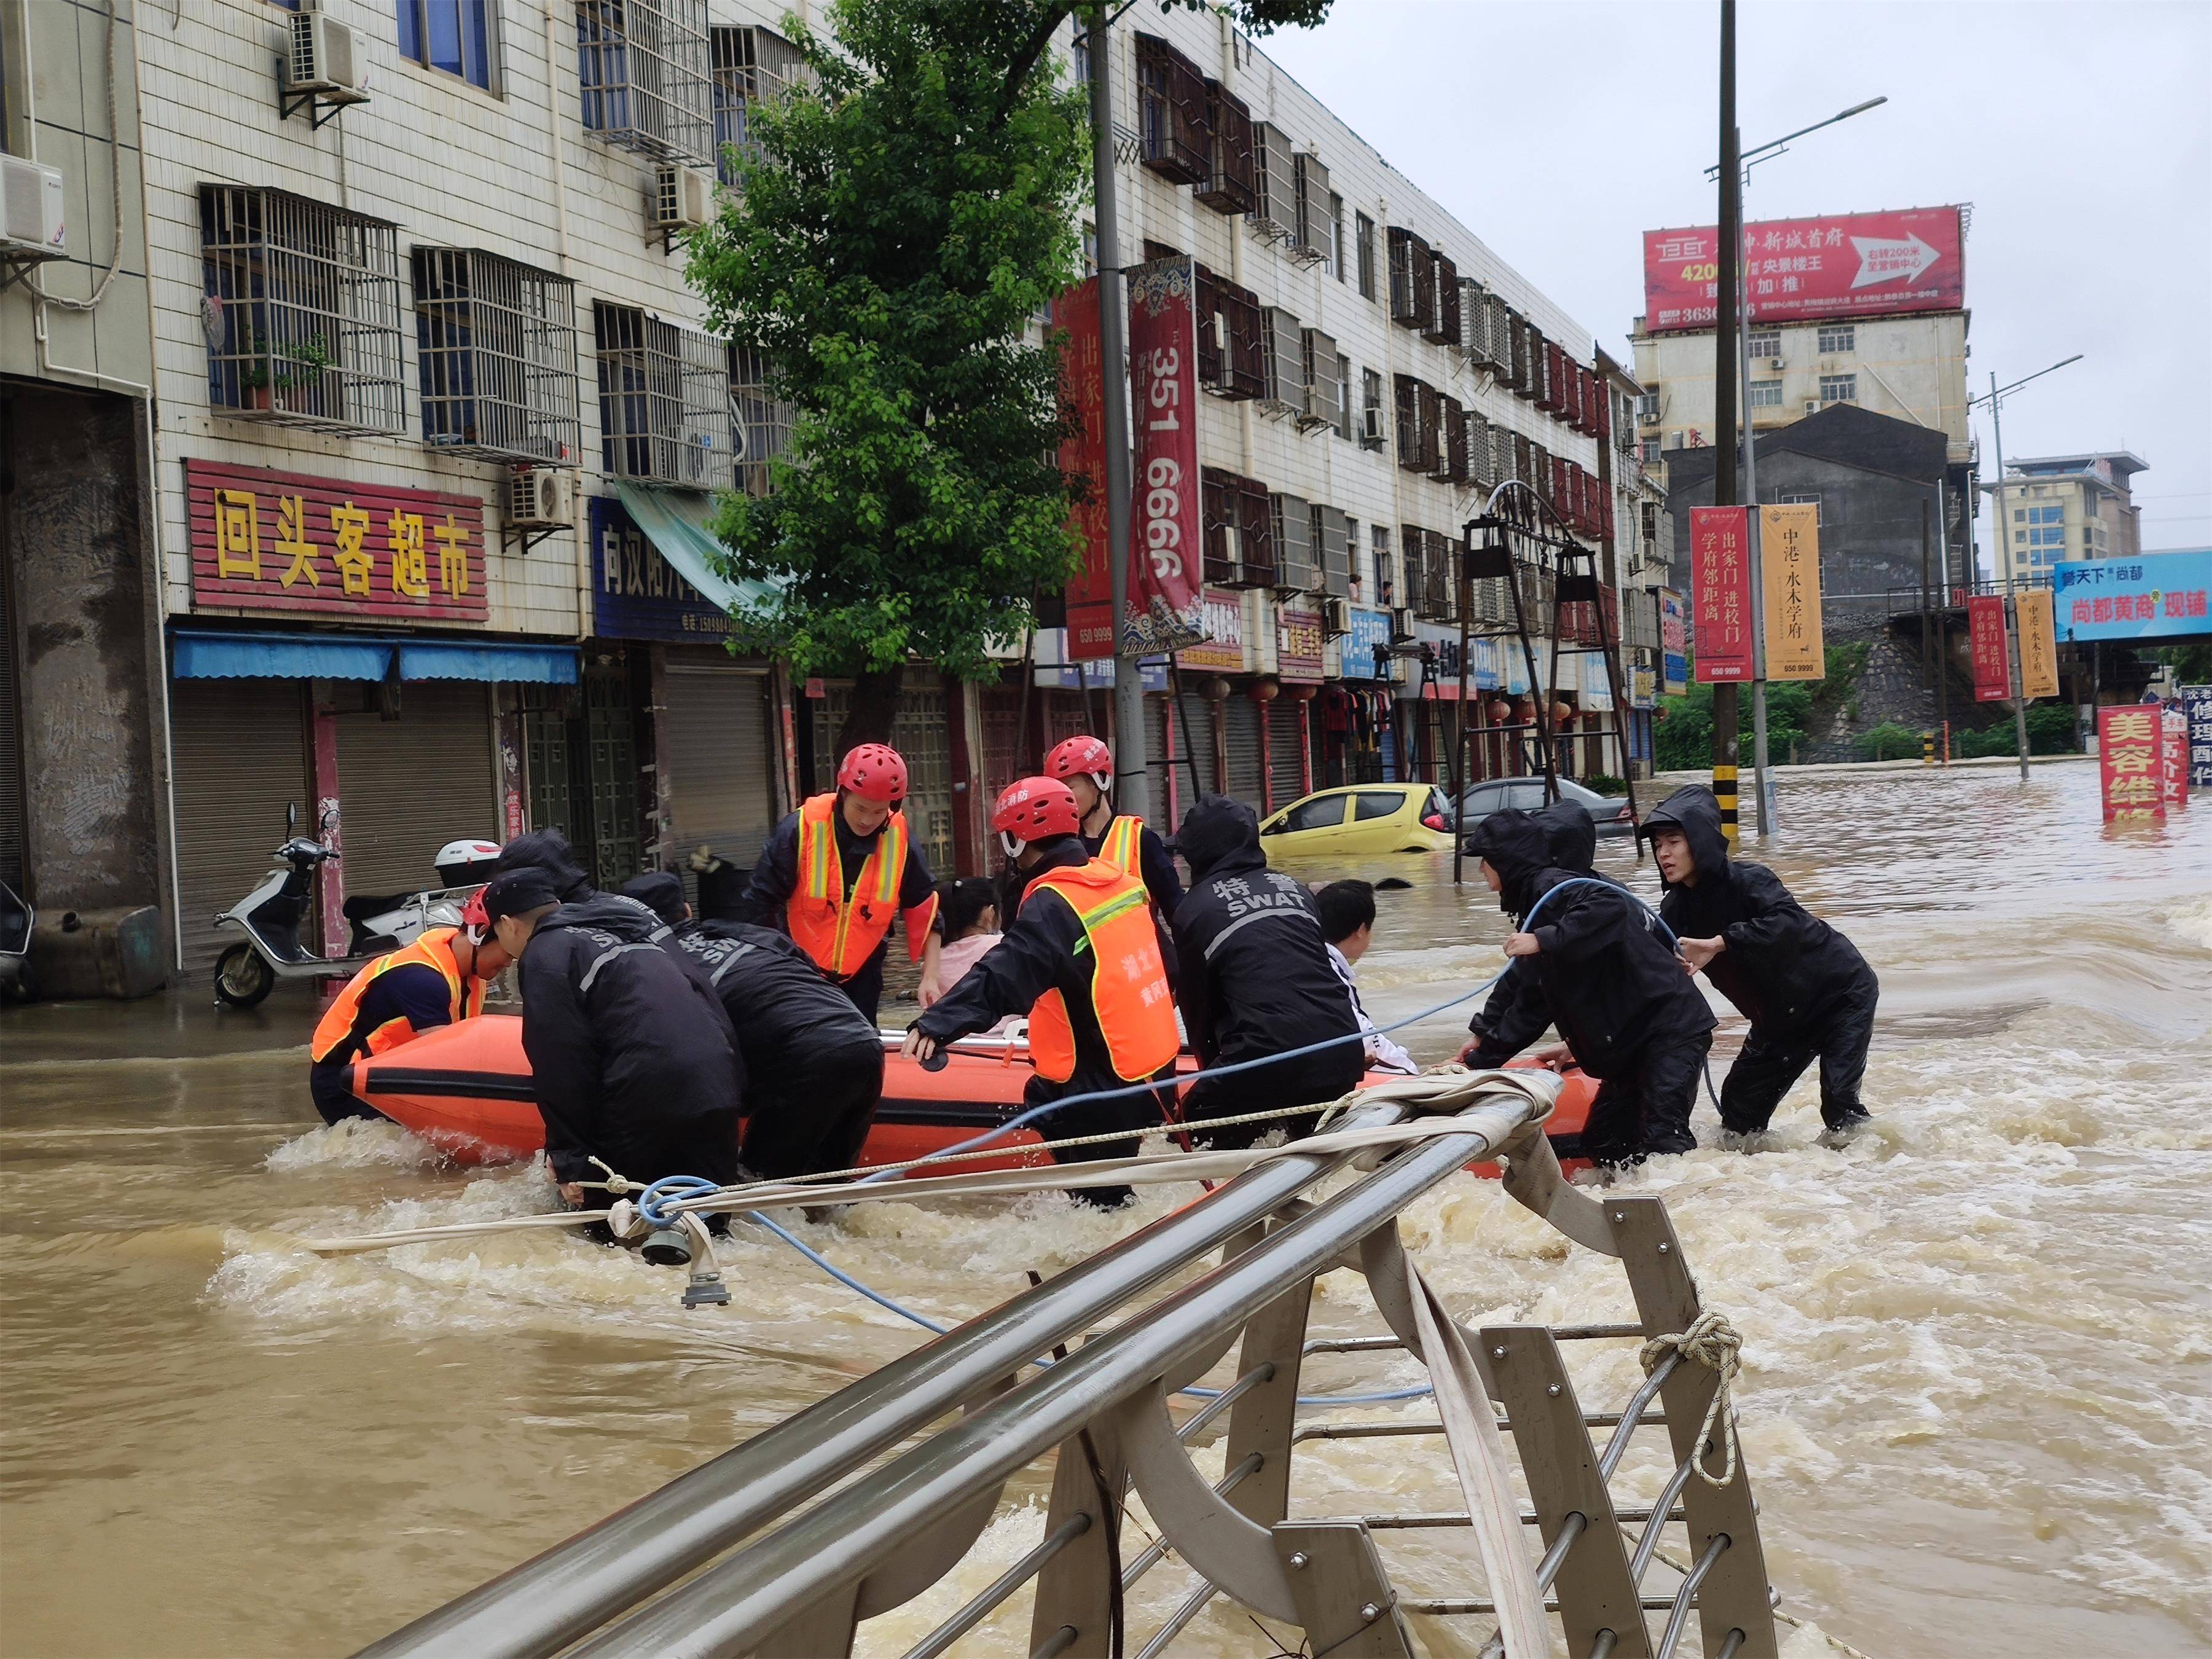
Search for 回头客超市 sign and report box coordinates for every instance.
[2050,551,2212,641]
[1642,206,1964,334]
[187,459,487,623]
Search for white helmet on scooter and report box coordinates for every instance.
[436,838,503,887]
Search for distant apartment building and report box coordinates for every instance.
[1990,452,2147,583]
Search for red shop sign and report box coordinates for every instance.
[187,459,488,624]
[1967,594,2011,702]
[1688,506,1751,683]
[1049,277,1115,661]
[2098,706,2164,822]
[2162,709,2190,810]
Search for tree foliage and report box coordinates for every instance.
[690,0,1092,730]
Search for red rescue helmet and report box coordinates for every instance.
[837,742,908,804]
[458,888,490,943]
[992,776,1081,855]
[1044,734,1113,794]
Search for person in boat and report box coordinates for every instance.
[480,865,745,1207]
[306,892,511,1126]
[1314,879,1419,1078]
[1461,798,1612,1073]
[1171,795,1365,1148]
[904,777,1179,1209]
[620,872,885,1183]
[1465,808,1714,1169]
[742,743,943,1026]
[1639,785,1878,1147]
[1043,735,1183,919]
[933,877,1004,995]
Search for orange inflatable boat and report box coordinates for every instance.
[348,1016,1597,1176]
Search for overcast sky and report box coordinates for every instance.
[1262,0,2212,564]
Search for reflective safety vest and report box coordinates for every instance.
[788,793,911,979]
[1022,858,1179,1085]
[1096,814,1145,877]
[310,927,483,1064]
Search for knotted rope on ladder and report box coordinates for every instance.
[1638,1309,1743,1488]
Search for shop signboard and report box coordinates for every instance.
[1630,664,1658,709]
[1688,508,1751,682]
[2162,709,2190,810]
[2182,684,2212,788]
[1276,606,1325,683]
[1341,605,1400,683]
[1124,257,1208,656]
[1175,587,1245,672]
[186,458,487,624]
[2015,588,2060,700]
[1642,206,1965,334]
[1659,587,1688,694]
[2097,706,2163,822]
[1967,595,2012,702]
[2050,551,2212,642]
[588,497,734,642]
[1758,503,1824,680]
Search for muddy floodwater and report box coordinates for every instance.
[3,762,2208,1658]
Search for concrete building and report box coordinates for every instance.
[1988,452,2147,583]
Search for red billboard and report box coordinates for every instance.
[1688,506,1752,683]
[187,459,488,623]
[1049,278,1115,659]
[1968,595,2012,702]
[1642,207,1964,333]
[2098,707,2163,822]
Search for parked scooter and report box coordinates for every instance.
[211,809,500,1010]
[0,877,31,998]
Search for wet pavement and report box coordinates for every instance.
[2,761,2208,1657]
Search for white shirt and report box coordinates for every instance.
[1326,942,1420,1076]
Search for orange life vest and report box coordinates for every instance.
[310,927,484,1064]
[1096,813,1145,878]
[787,793,913,979]
[1022,858,1179,1085]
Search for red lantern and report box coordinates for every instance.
[1286,681,1320,702]
[1249,678,1282,703]
[1487,699,1512,724]
[1551,700,1574,727]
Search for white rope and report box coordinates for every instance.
[291,1210,611,1256]
[1638,1309,1744,1489]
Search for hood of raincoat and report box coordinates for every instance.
[1465,808,1552,916]
[1637,786,1730,892]
[1535,799,1598,874]
[1175,794,1263,884]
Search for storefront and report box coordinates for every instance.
[1320,606,1402,787]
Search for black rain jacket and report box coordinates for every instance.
[1465,808,1711,1078]
[1467,799,1620,1064]
[1169,796,1360,1070]
[674,919,881,1081]
[517,893,743,1183]
[1640,785,1873,1033]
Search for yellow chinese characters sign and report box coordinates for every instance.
[1758,503,1824,681]
[188,460,488,624]
[2015,589,2060,700]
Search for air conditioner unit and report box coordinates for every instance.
[0,155,67,260]
[1639,407,1660,425]
[1389,606,1414,640]
[652,164,716,235]
[508,468,576,531]
[1360,406,1386,447]
[284,6,366,100]
[1320,596,1350,637]
[1803,399,1820,415]
[1768,357,1785,371]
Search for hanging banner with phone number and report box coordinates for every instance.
[1121,258,1208,656]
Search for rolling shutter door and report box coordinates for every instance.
[334,682,498,901]
[1267,697,1304,810]
[0,557,22,890]
[1148,697,1174,831]
[1172,692,1218,798]
[170,679,309,976]
[1223,694,1263,809]
[664,664,774,882]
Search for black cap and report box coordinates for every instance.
[619,871,688,927]
[480,867,560,924]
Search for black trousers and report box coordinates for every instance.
[1720,968,1880,1133]
[742,1038,886,1180]
[1022,1069,1171,1209]
[1180,1046,1367,1152]
[596,1109,743,1191]
[310,1060,375,1126]
[833,955,885,1027]
[1582,1029,1713,1167]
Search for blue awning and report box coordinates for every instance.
[171,629,578,685]
[613,481,779,615]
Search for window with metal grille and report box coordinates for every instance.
[1202,466,1242,587]
[1637,389,1660,422]
[1747,379,1783,408]
[1746,330,1781,359]
[1236,477,1276,586]
[1196,265,1265,401]
[1261,307,1303,407]
[1292,152,1330,264]
[1386,227,1429,328]
[1537,337,1564,412]
[1816,323,1854,354]
[1297,327,1340,433]
[728,339,790,498]
[412,248,580,463]
[1505,310,1532,394]
[396,0,498,90]
[1373,524,1394,606]
[200,184,406,434]
[1311,504,1349,597]
[1443,396,1469,484]
[577,0,713,165]
[594,300,732,490]
[1333,352,1352,440]
[1194,80,1255,214]
[1426,252,1458,343]
[1251,122,1296,240]
[1272,492,1316,591]
[1400,525,1425,616]
[1425,529,1457,621]
[1134,33,1209,185]
[1641,437,1659,465]
[1330,192,1345,282]
[1393,374,1424,473]
[1468,410,1492,492]
[711,24,802,188]
[1426,391,1455,482]
[1818,373,1857,404]
[1355,212,1376,300]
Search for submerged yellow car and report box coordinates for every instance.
[1256,784,1457,857]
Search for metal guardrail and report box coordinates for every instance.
[361,1083,1781,1659]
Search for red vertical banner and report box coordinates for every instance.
[1967,595,2012,702]
[1688,506,1752,682]
[1124,257,1207,656]
[1049,278,1115,660]
[2162,709,2190,810]
[2098,706,2164,822]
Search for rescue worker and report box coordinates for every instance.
[1639,785,1879,1146]
[1043,735,1183,918]
[1171,795,1365,1148]
[904,778,1179,1209]
[621,873,885,1183]
[743,743,943,1025]
[480,865,745,1206]
[1464,808,1714,1169]
[307,892,509,1126]
[1461,798,1612,1073]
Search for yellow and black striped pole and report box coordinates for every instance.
[1922,730,1935,766]
[1712,762,1739,845]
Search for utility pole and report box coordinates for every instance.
[1736,224,1771,834]
[1089,9,1151,822]
[1710,0,1741,843]
[1985,370,2032,781]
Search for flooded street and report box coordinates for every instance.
[3,761,2208,1658]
